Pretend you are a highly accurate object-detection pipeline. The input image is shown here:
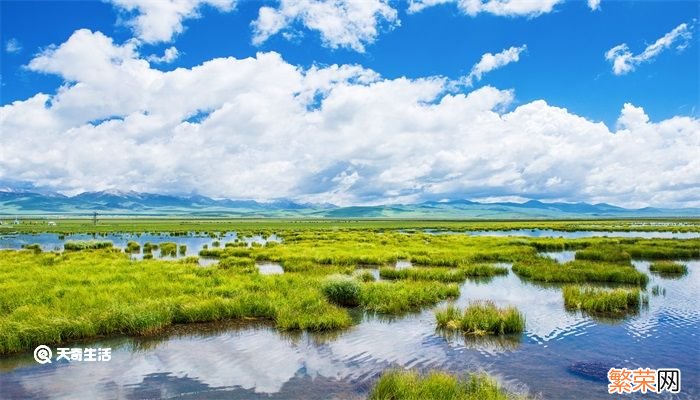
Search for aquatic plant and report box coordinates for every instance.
[159,242,178,257]
[435,302,525,335]
[512,257,648,286]
[63,240,113,251]
[142,242,158,253]
[125,241,141,253]
[369,369,522,400]
[650,285,665,296]
[360,281,459,314]
[178,244,187,255]
[562,285,641,315]
[20,243,42,253]
[649,261,688,275]
[575,245,631,263]
[320,275,361,307]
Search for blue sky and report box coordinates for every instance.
[2,1,697,123]
[1,0,699,207]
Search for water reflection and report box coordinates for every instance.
[1,261,698,399]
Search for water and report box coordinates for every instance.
[1,247,698,399]
[0,232,282,262]
[426,229,700,239]
[257,262,284,275]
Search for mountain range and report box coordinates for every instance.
[0,189,698,218]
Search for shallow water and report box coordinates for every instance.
[1,256,697,399]
[427,229,700,239]
[0,232,281,262]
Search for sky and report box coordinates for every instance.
[0,0,698,208]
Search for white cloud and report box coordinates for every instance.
[462,45,527,86]
[605,22,693,75]
[251,0,399,52]
[4,38,22,53]
[2,30,699,208]
[146,46,180,63]
[587,0,601,11]
[110,0,236,43]
[408,0,561,17]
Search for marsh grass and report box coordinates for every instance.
[361,281,459,314]
[649,261,688,276]
[126,240,141,253]
[650,285,666,296]
[64,240,113,251]
[512,257,648,286]
[562,285,641,316]
[179,244,187,255]
[159,242,178,257]
[575,245,631,263]
[435,302,525,335]
[369,369,522,400]
[20,243,42,253]
[379,264,507,283]
[321,275,361,306]
[0,250,352,353]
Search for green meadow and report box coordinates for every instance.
[0,219,698,354]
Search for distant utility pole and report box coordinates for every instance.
[93,212,98,226]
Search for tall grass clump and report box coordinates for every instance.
[360,281,459,314]
[575,245,631,264]
[436,302,525,335]
[64,241,113,251]
[320,275,361,307]
[369,369,520,400]
[380,264,507,283]
[125,241,140,253]
[649,261,688,275]
[159,242,178,257]
[512,257,648,286]
[178,244,187,255]
[562,285,641,315]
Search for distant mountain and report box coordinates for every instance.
[0,190,698,218]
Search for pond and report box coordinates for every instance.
[1,257,697,399]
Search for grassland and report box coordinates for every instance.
[369,369,523,400]
[0,249,458,354]
[1,218,697,354]
[3,217,699,235]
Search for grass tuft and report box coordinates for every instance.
[369,369,523,400]
[435,302,525,335]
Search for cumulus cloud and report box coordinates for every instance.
[2,29,699,207]
[146,46,180,63]
[587,0,601,11]
[462,45,527,86]
[110,0,236,43]
[408,0,561,17]
[4,38,22,53]
[605,22,693,75]
[251,0,399,52]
